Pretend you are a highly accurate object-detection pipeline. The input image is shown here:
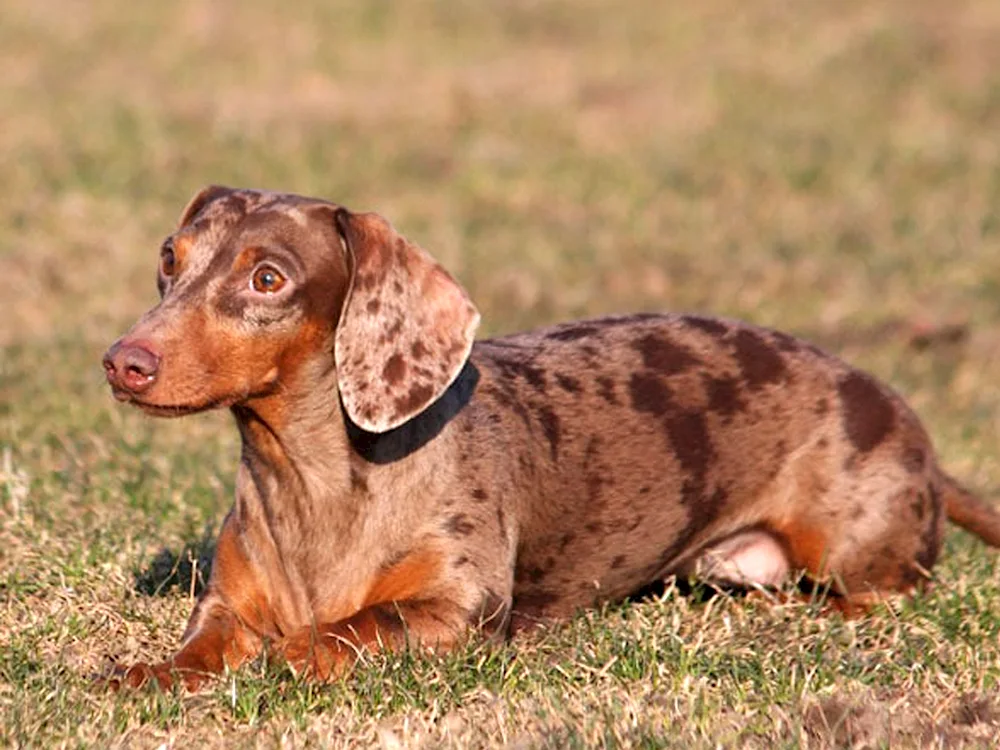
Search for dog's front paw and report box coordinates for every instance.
[97,660,210,692]
[279,631,352,682]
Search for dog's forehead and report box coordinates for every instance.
[199,190,334,230]
[179,191,339,257]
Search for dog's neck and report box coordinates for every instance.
[232,357,354,510]
[229,357,480,526]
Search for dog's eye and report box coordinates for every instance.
[160,245,176,277]
[251,264,287,294]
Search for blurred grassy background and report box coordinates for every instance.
[2,0,1000,746]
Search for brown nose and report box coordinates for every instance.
[103,340,161,395]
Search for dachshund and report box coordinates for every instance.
[102,186,1000,689]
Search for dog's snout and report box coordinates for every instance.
[103,340,161,395]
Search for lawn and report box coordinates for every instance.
[2,0,1000,746]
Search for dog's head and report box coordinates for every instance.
[103,186,479,432]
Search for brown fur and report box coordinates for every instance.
[101,186,1000,690]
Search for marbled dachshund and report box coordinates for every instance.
[102,186,1000,690]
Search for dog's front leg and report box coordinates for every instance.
[107,513,270,691]
[109,597,260,691]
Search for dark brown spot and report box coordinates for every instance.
[585,434,602,469]
[837,371,895,453]
[683,315,729,337]
[520,365,547,392]
[537,406,561,459]
[445,513,476,536]
[584,521,602,533]
[639,486,650,494]
[625,514,645,532]
[411,340,429,359]
[496,359,547,392]
[455,555,470,567]
[611,554,627,569]
[631,333,700,375]
[393,383,434,421]
[558,533,575,551]
[385,318,404,341]
[392,279,404,294]
[547,325,599,341]
[629,373,670,415]
[350,468,368,493]
[472,488,488,501]
[770,330,801,353]
[815,398,829,416]
[704,375,747,418]
[646,400,722,530]
[771,441,789,479]
[732,329,788,389]
[585,472,607,506]
[366,298,381,314]
[555,374,581,393]
[670,486,730,570]
[665,410,714,483]
[383,353,407,385]
[596,375,618,405]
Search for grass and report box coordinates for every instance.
[2,0,1000,745]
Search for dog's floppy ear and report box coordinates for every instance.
[333,208,480,433]
[177,185,235,228]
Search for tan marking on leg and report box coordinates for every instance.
[774,518,832,579]
[280,599,463,681]
[362,547,444,609]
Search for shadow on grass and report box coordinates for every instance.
[629,574,844,609]
[133,530,216,597]
[628,577,749,606]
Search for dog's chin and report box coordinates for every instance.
[110,389,229,417]
[133,400,221,418]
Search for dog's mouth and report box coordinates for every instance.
[110,388,229,417]
[110,380,281,417]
